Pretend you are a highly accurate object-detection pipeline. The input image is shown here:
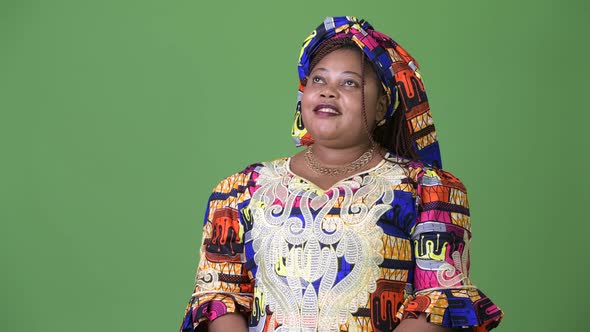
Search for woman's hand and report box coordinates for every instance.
[394,313,452,332]
[207,313,248,332]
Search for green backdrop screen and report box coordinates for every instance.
[1,0,587,331]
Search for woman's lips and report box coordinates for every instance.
[313,104,341,117]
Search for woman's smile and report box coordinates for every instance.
[313,103,341,117]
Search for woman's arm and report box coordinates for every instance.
[394,314,451,332]
[394,167,503,331]
[208,313,248,332]
[179,170,256,331]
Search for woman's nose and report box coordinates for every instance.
[320,84,337,98]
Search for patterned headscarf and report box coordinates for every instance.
[291,16,442,168]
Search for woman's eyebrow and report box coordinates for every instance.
[342,71,362,78]
[312,67,362,78]
[311,67,328,73]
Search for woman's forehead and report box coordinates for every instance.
[313,49,362,68]
[312,49,378,78]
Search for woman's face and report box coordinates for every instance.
[301,48,387,149]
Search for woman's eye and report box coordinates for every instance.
[343,80,358,87]
[312,76,323,83]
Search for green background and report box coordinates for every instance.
[1,0,587,331]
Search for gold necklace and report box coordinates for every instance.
[304,144,375,176]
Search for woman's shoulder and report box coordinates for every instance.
[210,157,290,192]
[384,153,466,191]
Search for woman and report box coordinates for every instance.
[179,16,503,332]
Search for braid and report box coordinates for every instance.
[373,103,419,161]
[308,38,354,73]
[360,48,376,146]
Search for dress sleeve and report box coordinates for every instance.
[396,167,503,331]
[179,170,254,332]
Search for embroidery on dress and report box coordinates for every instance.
[436,230,471,287]
[248,159,406,331]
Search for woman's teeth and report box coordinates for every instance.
[316,108,339,114]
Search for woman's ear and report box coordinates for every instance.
[375,93,389,123]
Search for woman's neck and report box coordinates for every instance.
[309,142,375,167]
[288,142,387,191]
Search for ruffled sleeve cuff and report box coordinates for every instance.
[396,287,503,331]
[180,292,253,331]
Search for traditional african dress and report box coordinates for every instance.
[179,154,503,331]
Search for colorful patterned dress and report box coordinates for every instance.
[179,154,503,331]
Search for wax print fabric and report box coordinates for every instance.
[179,155,503,331]
[292,16,442,168]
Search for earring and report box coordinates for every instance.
[376,118,386,127]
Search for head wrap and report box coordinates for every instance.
[291,16,442,168]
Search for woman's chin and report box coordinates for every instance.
[306,131,340,143]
